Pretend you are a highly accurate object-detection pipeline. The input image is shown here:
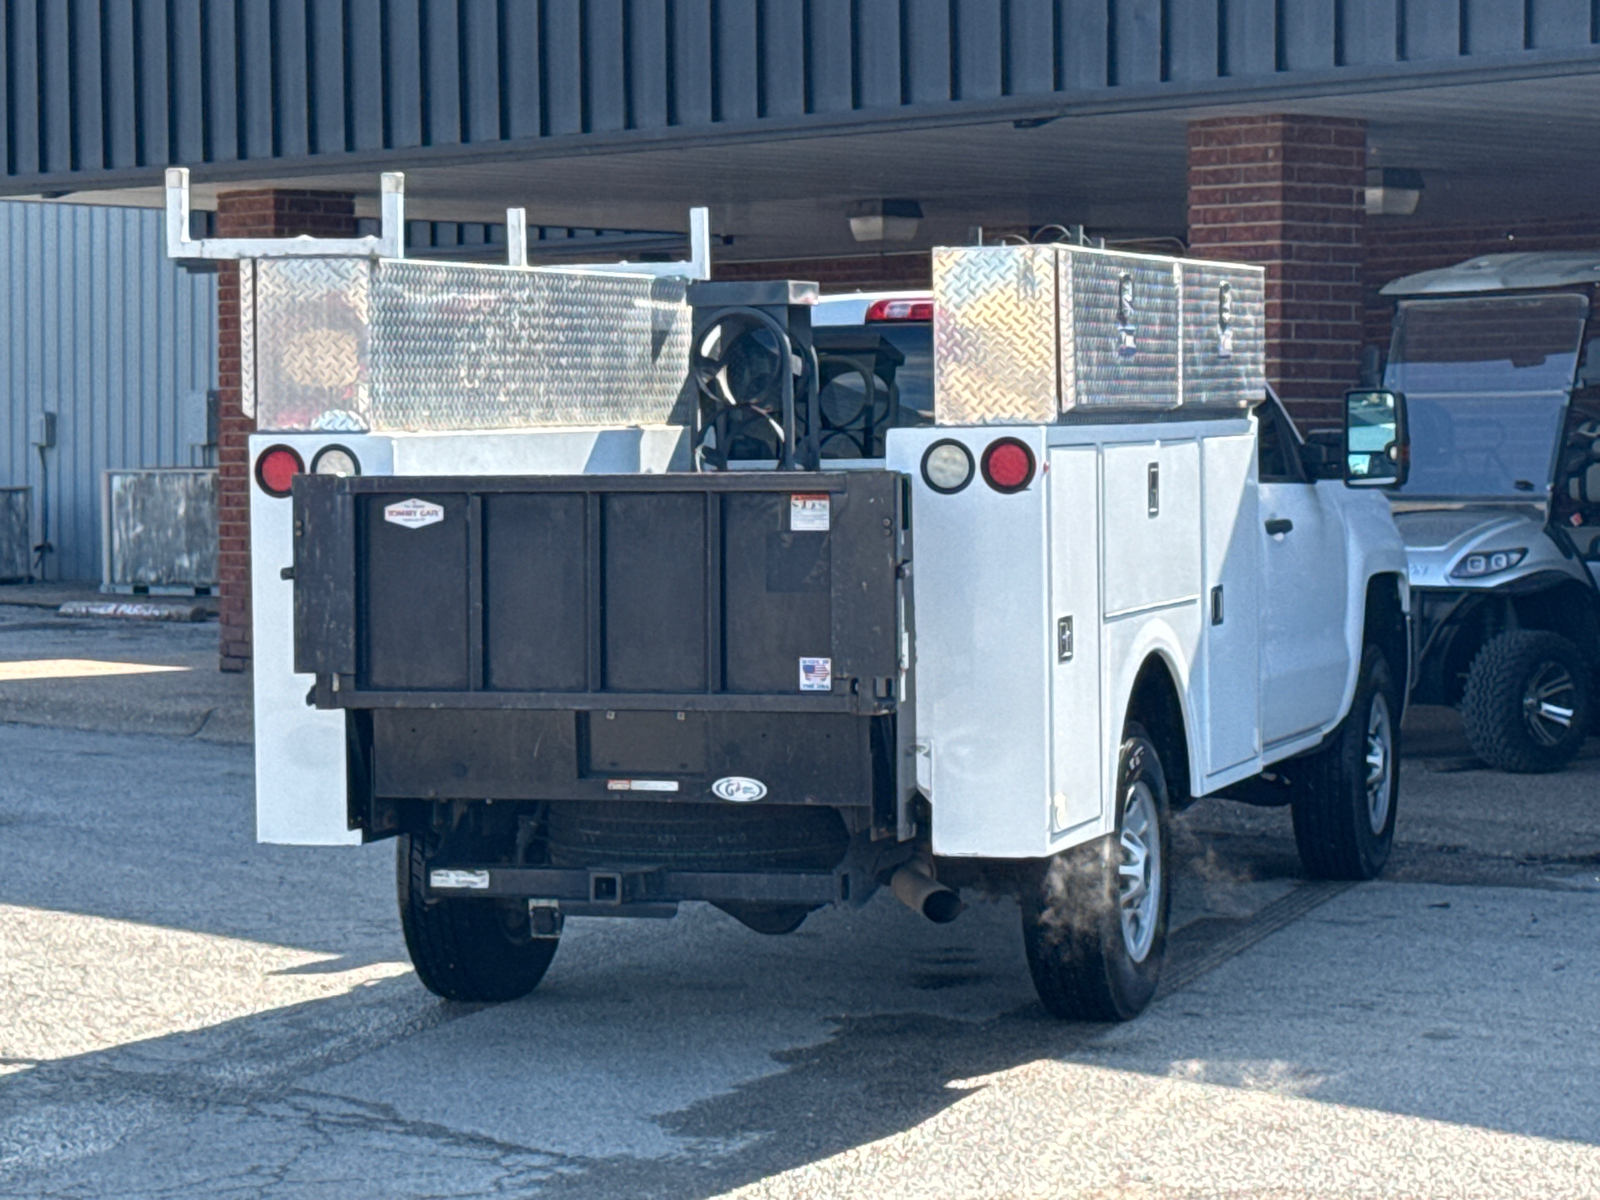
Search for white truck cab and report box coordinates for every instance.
[181,171,1410,1023]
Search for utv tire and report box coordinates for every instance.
[1020,724,1172,1022]
[397,835,559,1002]
[1290,645,1399,881]
[1461,630,1591,774]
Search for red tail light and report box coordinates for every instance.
[255,446,305,498]
[865,297,934,322]
[981,438,1035,493]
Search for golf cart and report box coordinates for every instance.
[1378,252,1600,772]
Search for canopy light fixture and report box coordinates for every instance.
[1366,168,1425,217]
[848,199,923,243]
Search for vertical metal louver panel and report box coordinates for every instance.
[0,200,217,582]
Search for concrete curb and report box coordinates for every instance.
[58,600,209,622]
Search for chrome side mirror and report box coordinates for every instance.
[1344,388,1408,488]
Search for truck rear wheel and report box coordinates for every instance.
[1020,725,1171,1022]
[1290,645,1399,881]
[397,835,560,1003]
[1461,630,1591,773]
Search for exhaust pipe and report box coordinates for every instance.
[891,858,963,924]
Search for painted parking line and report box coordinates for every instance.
[0,659,190,682]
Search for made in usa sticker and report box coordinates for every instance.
[799,656,832,692]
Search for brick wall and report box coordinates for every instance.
[215,190,356,671]
[1364,214,1600,349]
[1188,114,1367,425]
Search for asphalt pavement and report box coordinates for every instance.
[0,610,1597,1198]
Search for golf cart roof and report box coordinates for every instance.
[1382,252,1600,297]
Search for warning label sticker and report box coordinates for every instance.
[790,494,830,532]
[384,499,444,529]
[799,656,833,692]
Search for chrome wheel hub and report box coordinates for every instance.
[1522,662,1577,748]
[1118,781,1162,964]
[1365,693,1394,836]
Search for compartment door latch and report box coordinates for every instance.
[1057,616,1074,662]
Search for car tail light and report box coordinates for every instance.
[255,446,305,498]
[865,297,934,322]
[981,438,1035,493]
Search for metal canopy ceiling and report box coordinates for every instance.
[1,0,1596,260]
[40,69,1600,264]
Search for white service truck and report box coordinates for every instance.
[176,171,1412,1021]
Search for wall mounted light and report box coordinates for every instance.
[1366,168,1425,217]
[848,199,923,243]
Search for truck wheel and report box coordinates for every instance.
[1020,724,1171,1022]
[1461,630,1591,774]
[1290,645,1399,881]
[397,835,559,1003]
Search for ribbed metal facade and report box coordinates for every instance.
[1,0,1596,190]
[0,200,217,581]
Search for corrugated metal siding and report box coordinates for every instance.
[0,200,217,581]
[1,0,1597,189]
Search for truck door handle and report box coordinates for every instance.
[1264,518,1294,536]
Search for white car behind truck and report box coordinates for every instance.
[178,172,1412,1022]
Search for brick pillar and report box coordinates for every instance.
[215,190,357,671]
[1187,115,1366,426]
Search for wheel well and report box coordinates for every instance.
[1125,657,1192,809]
[1513,579,1600,658]
[1364,574,1410,699]
[1419,579,1600,706]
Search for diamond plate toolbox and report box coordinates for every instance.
[932,245,1263,423]
[932,246,1058,425]
[251,259,694,433]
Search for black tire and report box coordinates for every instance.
[397,834,559,1003]
[1021,725,1172,1022]
[1461,630,1591,774]
[711,901,815,935]
[1290,645,1399,881]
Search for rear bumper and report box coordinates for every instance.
[426,862,846,918]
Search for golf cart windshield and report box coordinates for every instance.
[1384,294,1588,498]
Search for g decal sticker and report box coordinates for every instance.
[384,499,445,529]
[712,776,768,803]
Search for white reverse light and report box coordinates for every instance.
[311,446,360,477]
[922,440,975,493]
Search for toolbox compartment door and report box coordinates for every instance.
[1048,446,1104,836]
